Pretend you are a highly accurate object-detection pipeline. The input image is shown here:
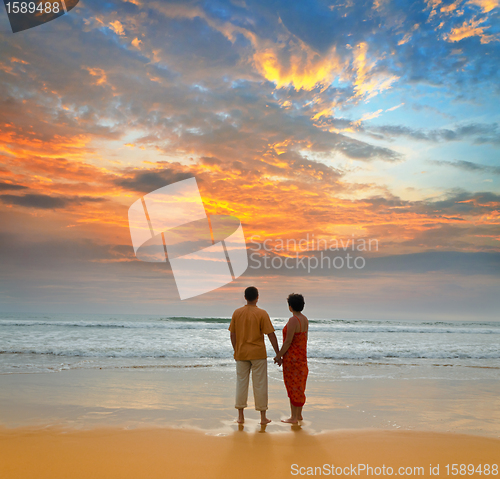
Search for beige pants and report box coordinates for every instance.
[235,359,268,411]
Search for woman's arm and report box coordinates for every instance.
[275,317,298,360]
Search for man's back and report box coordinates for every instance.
[229,305,274,360]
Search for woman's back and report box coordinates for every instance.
[292,312,308,334]
[283,314,308,361]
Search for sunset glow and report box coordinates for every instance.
[0,0,498,318]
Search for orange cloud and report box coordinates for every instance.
[352,43,399,99]
[426,0,443,19]
[84,67,109,86]
[311,108,337,122]
[253,42,343,91]
[398,23,420,45]
[109,20,125,36]
[443,17,498,43]
[440,0,462,13]
[426,0,498,43]
[11,57,29,65]
[467,0,499,12]
[0,61,15,75]
[356,109,384,124]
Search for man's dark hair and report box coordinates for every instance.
[244,286,259,302]
[287,293,305,312]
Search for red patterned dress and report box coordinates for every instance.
[282,315,308,407]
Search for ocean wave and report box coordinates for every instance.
[164,317,231,323]
[0,320,226,330]
[0,319,498,334]
[1,349,500,360]
[0,349,233,359]
[307,326,500,334]
[308,352,500,360]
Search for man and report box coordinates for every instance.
[229,286,280,424]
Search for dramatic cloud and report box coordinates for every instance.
[114,167,195,193]
[0,0,498,315]
[365,122,500,145]
[0,182,27,191]
[0,194,107,210]
[432,160,500,174]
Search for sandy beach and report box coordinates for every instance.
[1,364,499,478]
[1,426,499,479]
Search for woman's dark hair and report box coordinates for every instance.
[287,293,305,312]
[245,286,259,302]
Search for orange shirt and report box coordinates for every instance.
[228,305,275,360]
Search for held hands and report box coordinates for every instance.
[274,356,283,367]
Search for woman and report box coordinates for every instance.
[274,293,308,424]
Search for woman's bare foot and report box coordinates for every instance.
[281,417,298,424]
[298,415,303,421]
[260,411,271,424]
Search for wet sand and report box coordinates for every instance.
[1,366,499,437]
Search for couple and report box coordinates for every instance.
[228,286,308,425]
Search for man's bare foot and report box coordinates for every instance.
[237,409,245,424]
[298,415,303,421]
[281,417,298,424]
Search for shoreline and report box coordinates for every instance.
[1,425,499,479]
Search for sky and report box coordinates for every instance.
[0,0,499,320]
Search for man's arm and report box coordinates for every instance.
[230,331,237,352]
[267,332,280,356]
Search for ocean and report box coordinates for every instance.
[1,313,499,380]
